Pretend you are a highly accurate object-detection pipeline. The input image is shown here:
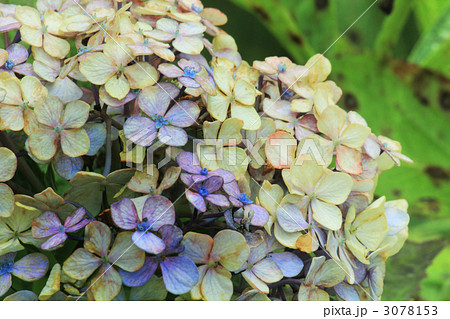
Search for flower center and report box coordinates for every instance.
[192,4,203,13]
[308,193,317,200]
[182,66,198,79]
[54,125,63,134]
[59,225,66,233]
[278,62,287,73]
[0,262,14,276]
[199,186,209,197]
[238,193,253,205]
[152,114,169,129]
[137,218,150,231]
[4,60,14,70]
[101,256,109,264]
[78,46,92,55]
[200,167,209,176]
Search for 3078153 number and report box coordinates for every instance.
[383,306,438,316]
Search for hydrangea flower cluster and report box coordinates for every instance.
[0,0,412,301]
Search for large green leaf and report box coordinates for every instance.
[420,246,450,301]
[383,240,447,300]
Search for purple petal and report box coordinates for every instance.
[179,76,200,88]
[159,225,184,254]
[230,196,244,207]
[0,274,12,297]
[41,232,68,250]
[138,86,173,117]
[222,180,240,197]
[185,189,206,212]
[53,152,83,180]
[164,100,199,128]
[246,204,270,226]
[0,253,15,264]
[178,59,201,72]
[111,198,139,230]
[209,169,236,184]
[334,282,360,301]
[160,256,199,295]
[268,252,304,277]
[176,152,202,174]
[12,253,49,281]
[180,172,196,186]
[142,196,175,231]
[158,63,183,78]
[7,43,29,64]
[32,211,61,239]
[124,116,157,147]
[64,207,89,231]
[85,123,106,156]
[65,218,90,233]
[205,194,229,207]
[204,176,224,193]
[119,256,158,287]
[158,125,188,147]
[132,230,166,255]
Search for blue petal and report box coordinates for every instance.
[119,257,158,287]
[160,256,199,295]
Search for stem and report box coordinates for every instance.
[91,84,100,110]
[278,286,287,301]
[6,181,33,196]
[168,86,186,108]
[255,74,264,111]
[67,234,84,241]
[12,30,21,44]
[65,200,95,220]
[3,32,10,48]
[278,79,285,100]
[103,106,112,177]
[92,111,123,130]
[0,131,45,192]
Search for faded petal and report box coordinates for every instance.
[12,253,49,281]
[123,116,157,147]
[160,256,199,295]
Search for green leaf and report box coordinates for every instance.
[383,240,446,300]
[129,276,168,301]
[420,246,450,301]
[408,5,450,77]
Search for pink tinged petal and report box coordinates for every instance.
[164,100,200,127]
[84,221,111,257]
[173,36,204,55]
[142,195,175,230]
[185,189,206,212]
[158,125,188,147]
[159,225,183,252]
[180,232,214,264]
[6,43,29,64]
[336,145,363,175]
[0,106,24,131]
[268,252,304,277]
[276,204,309,232]
[123,116,157,147]
[180,172,195,186]
[178,59,201,72]
[62,248,101,280]
[31,211,61,238]
[138,86,173,117]
[179,22,206,36]
[252,258,283,283]
[28,129,58,161]
[160,256,199,295]
[230,196,243,207]
[179,76,200,88]
[222,180,240,197]
[158,63,183,78]
[203,175,224,193]
[64,207,88,229]
[108,232,145,272]
[209,169,236,184]
[90,264,122,301]
[111,198,139,230]
[119,256,158,287]
[12,253,49,281]
[245,204,269,226]
[156,18,179,34]
[0,273,12,297]
[53,152,83,180]
[205,194,229,207]
[176,152,202,174]
[132,231,165,255]
[242,269,270,294]
[41,232,68,250]
[35,95,63,127]
[12,63,35,76]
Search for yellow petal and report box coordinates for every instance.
[124,62,158,89]
[317,104,346,140]
[79,53,116,85]
[315,172,353,205]
[264,131,296,169]
[340,123,371,148]
[62,100,90,128]
[200,267,232,301]
[0,147,17,182]
[105,74,130,100]
[28,129,59,161]
[210,229,249,272]
[311,198,342,230]
[218,147,249,180]
[15,6,41,28]
[213,65,234,95]
[21,76,48,107]
[233,79,256,105]
[61,129,90,158]
[290,155,324,194]
[230,103,261,130]
[207,90,229,122]
[43,34,70,59]
[218,118,243,146]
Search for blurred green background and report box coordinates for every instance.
[204,0,450,300]
[2,0,449,301]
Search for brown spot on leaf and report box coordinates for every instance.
[348,31,360,45]
[439,91,450,111]
[425,166,449,181]
[379,0,394,15]
[343,93,359,111]
[288,31,304,46]
[418,197,440,213]
[314,0,329,11]
[252,6,271,22]
[392,189,402,196]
